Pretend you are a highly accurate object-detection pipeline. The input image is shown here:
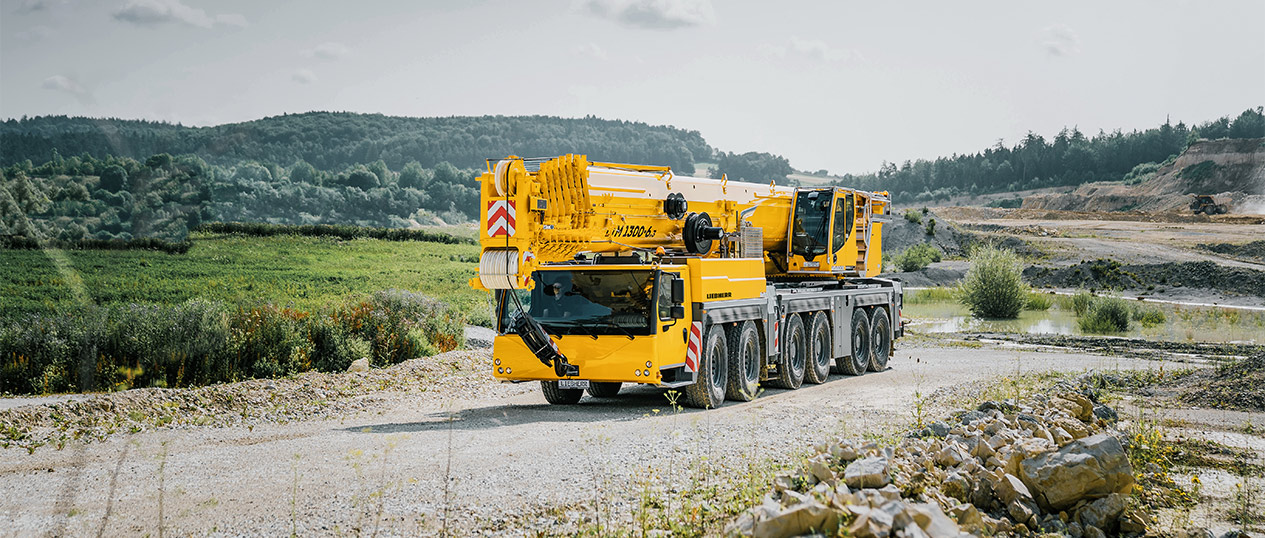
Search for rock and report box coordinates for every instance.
[347,358,370,373]
[844,456,890,489]
[927,421,950,437]
[1060,392,1095,421]
[1119,508,1150,534]
[942,471,970,502]
[1067,521,1084,538]
[1092,404,1118,422]
[1053,417,1092,439]
[949,503,985,534]
[958,410,986,425]
[1083,524,1106,538]
[994,473,1034,504]
[878,484,903,502]
[809,458,837,484]
[753,500,842,537]
[901,502,963,538]
[1075,492,1126,531]
[848,505,895,538]
[1051,426,1074,446]
[1007,499,1037,525]
[933,444,969,467]
[977,401,1001,412]
[832,443,860,462]
[1019,433,1134,512]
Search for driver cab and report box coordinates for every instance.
[787,188,862,276]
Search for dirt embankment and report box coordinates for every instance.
[1022,138,1265,214]
[1198,240,1265,263]
[1023,259,1265,298]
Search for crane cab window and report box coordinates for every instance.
[791,189,833,260]
[832,192,854,253]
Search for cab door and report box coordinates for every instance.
[829,190,859,276]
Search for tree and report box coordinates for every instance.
[432,161,461,185]
[100,165,129,192]
[345,168,380,190]
[290,160,318,184]
[145,153,173,170]
[398,160,429,189]
[368,160,393,186]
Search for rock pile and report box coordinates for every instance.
[726,387,1147,537]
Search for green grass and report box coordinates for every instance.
[905,287,957,304]
[0,231,489,325]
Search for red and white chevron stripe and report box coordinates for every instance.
[684,321,703,373]
[487,200,516,237]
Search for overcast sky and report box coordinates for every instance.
[2,0,1262,173]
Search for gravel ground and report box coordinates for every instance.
[0,340,1203,536]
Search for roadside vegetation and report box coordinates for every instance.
[958,244,1028,318]
[891,242,942,272]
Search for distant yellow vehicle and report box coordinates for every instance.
[470,155,903,408]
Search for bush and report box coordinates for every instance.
[1025,291,1053,311]
[905,287,956,304]
[959,244,1027,319]
[1070,290,1094,317]
[903,209,922,224]
[1132,306,1167,328]
[893,243,942,272]
[1078,297,1132,333]
[924,218,936,236]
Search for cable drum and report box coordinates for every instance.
[479,249,518,289]
[494,159,512,196]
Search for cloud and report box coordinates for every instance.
[292,69,317,84]
[15,25,54,40]
[305,42,351,60]
[112,0,246,29]
[579,0,715,30]
[41,75,93,104]
[575,42,608,60]
[1040,24,1080,57]
[13,0,52,13]
[762,37,864,63]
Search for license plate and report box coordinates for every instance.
[558,380,589,390]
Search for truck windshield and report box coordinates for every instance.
[791,190,832,260]
[498,270,655,336]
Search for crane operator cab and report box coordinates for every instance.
[787,188,881,276]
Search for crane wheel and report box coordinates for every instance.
[804,311,832,384]
[725,321,761,401]
[770,314,807,390]
[541,380,584,405]
[587,382,622,398]
[683,324,728,408]
[868,307,891,372]
[838,309,869,376]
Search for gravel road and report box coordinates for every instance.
[0,343,1193,536]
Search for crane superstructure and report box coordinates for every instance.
[470,154,903,408]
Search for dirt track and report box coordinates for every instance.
[0,343,1195,536]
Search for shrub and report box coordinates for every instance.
[1133,306,1167,328]
[893,243,942,272]
[1025,291,1053,311]
[1078,297,1132,333]
[903,209,922,224]
[1070,290,1094,317]
[905,287,956,304]
[924,218,936,236]
[959,244,1027,319]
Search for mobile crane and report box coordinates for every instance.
[469,154,903,408]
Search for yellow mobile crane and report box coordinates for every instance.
[470,154,903,408]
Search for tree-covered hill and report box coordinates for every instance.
[0,112,714,174]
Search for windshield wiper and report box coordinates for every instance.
[602,319,636,340]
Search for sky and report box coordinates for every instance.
[2,0,1262,174]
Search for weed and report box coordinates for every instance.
[1078,296,1131,333]
[1024,291,1053,311]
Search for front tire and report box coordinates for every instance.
[587,382,622,398]
[726,321,761,401]
[541,380,583,405]
[804,311,832,384]
[684,324,728,409]
[839,308,869,376]
[770,314,806,389]
[868,308,891,372]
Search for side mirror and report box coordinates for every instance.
[671,278,685,304]
[671,305,686,319]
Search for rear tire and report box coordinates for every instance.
[838,309,869,376]
[684,324,728,409]
[726,321,761,401]
[541,380,583,405]
[770,314,806,389]
[804,311,831,384]
[587,382,622,398]
[868,307,891,372]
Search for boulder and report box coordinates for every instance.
[848,505,895,538]
[347,358,370,372]
[809,457,837,484]
[928,421,950,437]
[1076,493,1126,531]
[1092,404,1118,422]
[752,499,842,537]
[1019,433,1133,512]
[845,456,890,489]
[1084,524,1106,538]
[994,473,1034,505]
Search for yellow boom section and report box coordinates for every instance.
[472,154,888,290]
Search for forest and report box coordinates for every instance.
[830,107,1264,203]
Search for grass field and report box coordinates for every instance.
[1,231,491,326]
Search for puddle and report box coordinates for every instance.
[903,299,1264,344]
